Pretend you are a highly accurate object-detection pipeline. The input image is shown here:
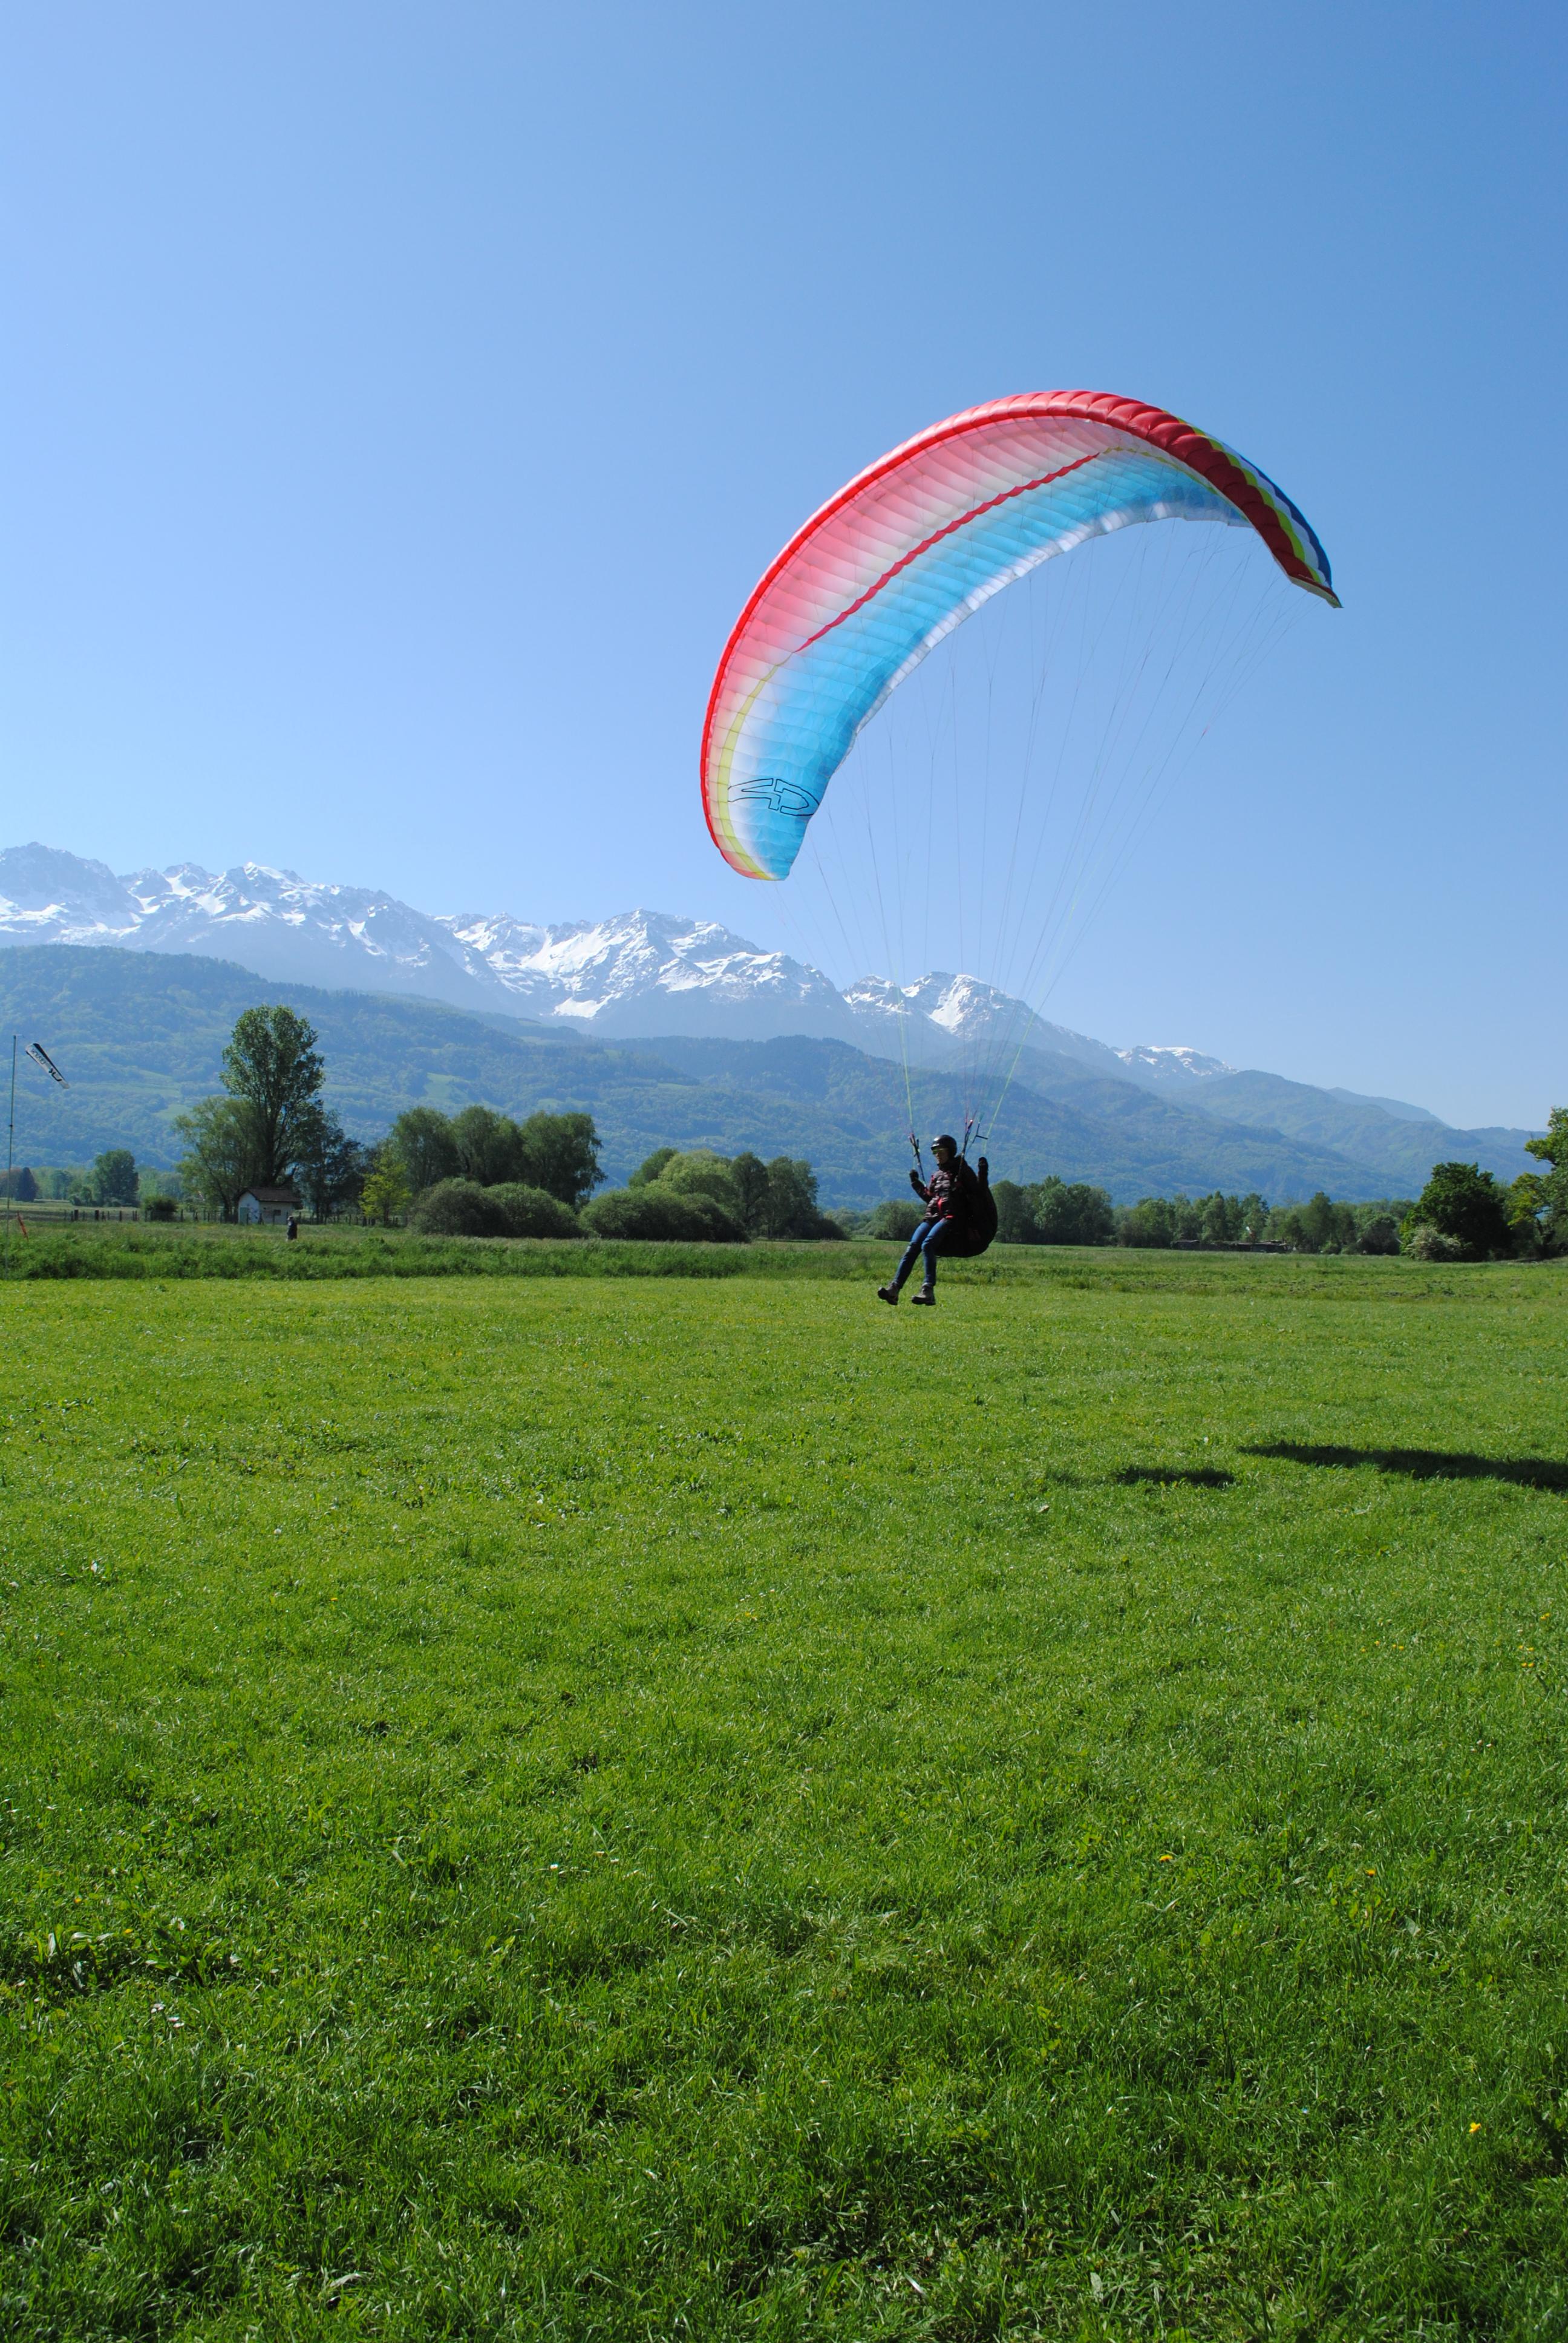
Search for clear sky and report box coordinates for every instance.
[3,1,1563,1128]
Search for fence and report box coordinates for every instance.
[0,1203,172,1225]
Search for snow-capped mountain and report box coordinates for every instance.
[1116,1043,1236,1084]
[438,908,855,1039]
[843,972,1133,1078]
[0,844,512,1011]
[0,845,858,1041]
[0,842,1195,1075]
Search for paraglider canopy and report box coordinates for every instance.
[702,391,1336,883]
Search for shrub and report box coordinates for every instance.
[1356,1215,1401,1255]
[581,1187,745,1242]
[658,1151,744,1213]
[408,1179,506,1238]
[486,1183,583,1239]
[1405,1162,1511,1260]
[142,1195,178,1222]
[867,1198,923,1241]
[1405,1223,1467,1262]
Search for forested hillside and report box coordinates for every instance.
[0,946,1515,1208]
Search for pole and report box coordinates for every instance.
[4,1037,15,1280]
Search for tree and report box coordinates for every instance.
[1504,1172,1549,1254]
[1236,1193,1270,1245]
[1523,1107,1568,1253]
[221,1006,325,1184]
[1405,1162,1512,1260]
[1117,1197,1179,1248]
[451,1104,525,1188]
[388,1106,461,1196]
[867,1196,924,1241]
[629,1147,677,1188]
[515,1112,603,1208]
[89,1149,139,1205]
[295,1114,368,1221]
[760,1156,826,1239]
[729,1152,772,1236]
[1030,1178,1115,1246]
[360,1152,411,1226]
[173,1097,263,1220]
[1199,1191,1233,1247]
[0,1166,38,1202]
[1269,1191,1358,1253]
[658,1150,743,1213]
[989,1181,1034,1243]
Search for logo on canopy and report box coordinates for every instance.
[731,778,821,818]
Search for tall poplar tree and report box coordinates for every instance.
[220,1006,326,1185]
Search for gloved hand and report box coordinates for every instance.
[908,1167,925,1194]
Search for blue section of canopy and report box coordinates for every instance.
[730,448,1243,879]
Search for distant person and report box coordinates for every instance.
[286,1213,299,1242]
[878,1134,982,1306]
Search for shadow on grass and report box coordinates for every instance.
[1114,1466,1236,1490]
[1245,1442,1568,1494]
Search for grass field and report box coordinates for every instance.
[2,1248,1566,2339]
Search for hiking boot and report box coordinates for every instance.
[877,1283,899,1305]
[910,1288,936,1306]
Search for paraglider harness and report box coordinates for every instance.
[907,1121,998,1260]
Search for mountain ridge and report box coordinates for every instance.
[0,842,1163,1072]
[0,845,1541,1194]
[0,944,1535,1208]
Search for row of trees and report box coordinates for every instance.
[169,1009,846,1243]
[407,1139,841,1244]
[857,1122,1568,1260]
[0,1152,149,1206]
[863,1181,1289,1250]
[161,1008,1568,1262]
[371,1104,604,1222]
[604,1146,838,1242]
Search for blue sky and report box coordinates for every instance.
[2,1,1563,1127]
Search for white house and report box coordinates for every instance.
[236,1184,302,1226]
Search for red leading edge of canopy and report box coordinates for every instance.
[700,391,1339,863]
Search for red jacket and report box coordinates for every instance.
[915,1159,978,1222]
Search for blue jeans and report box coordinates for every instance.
[893,1216,951,1292]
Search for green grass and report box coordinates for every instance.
[0,1223,1276,1285]
[5,1224,932,1283]
[2,1250,1566,2339]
